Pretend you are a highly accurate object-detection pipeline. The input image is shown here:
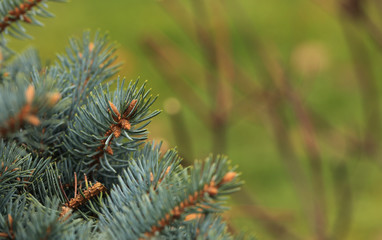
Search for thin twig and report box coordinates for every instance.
[232,190,302,240]
[58,176,70,204]
[142,37,210,125]
[266,54,328,240]
[341,20,381,156]
[330,161,352,240]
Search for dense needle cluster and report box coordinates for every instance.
[97,99,137,156]
[0,1,249,239]
[0,0,42,32]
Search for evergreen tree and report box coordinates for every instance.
[0,1,247,239]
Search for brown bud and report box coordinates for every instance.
[111,125,121,138]
[25,115,40,126]
[0,233,8,238]
[123,99,138,118]
[210,180,216,187]
[173,206,181,218]
[20,104,31,118]
[109,101,121,118]
[207,186,218,196]
[8,214,13,226]
[221,172,237,185]
[159,219,166,227]
[23,15,32,23]
[89,42,95,52]
[105,146,113,155]
[194,192,198,199]
[188,195,194,204]
[59,206,72,221]
[184,213,202,221]
[47,92,61,106]
[25,85,35,104]
[120,119,131,130]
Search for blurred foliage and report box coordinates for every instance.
[8,0,382,239]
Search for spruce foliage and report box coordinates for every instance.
[0,1,248,239]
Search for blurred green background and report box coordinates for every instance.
[9,0,382,239]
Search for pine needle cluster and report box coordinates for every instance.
[0,1,248,239]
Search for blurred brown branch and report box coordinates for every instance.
[331,161,353,240]
[143,0,300,238]
[233,190,303,240]
[263,52,328,240]
[140,0,372,239]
